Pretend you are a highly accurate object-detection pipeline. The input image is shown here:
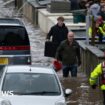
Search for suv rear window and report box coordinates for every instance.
[0,26,29,46]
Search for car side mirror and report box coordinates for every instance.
[64,89,72,97]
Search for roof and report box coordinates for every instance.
[0,18,24,26]
[5,65,54,74]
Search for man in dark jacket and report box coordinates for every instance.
[46,16,68,45]
[55,31,81,77]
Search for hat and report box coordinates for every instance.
[52,60,62,72]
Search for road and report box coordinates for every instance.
[0,0,103,105]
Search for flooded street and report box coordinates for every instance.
[60,72,103,105]
[0,0,104,105]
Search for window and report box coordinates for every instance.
[0,26,29,46]
[2,73,61,95]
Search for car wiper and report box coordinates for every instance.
[12,92,27,95]
[24,91,60,95]
[12,91,60,95]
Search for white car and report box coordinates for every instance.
[0,65,72,105]
[0,98,11,105]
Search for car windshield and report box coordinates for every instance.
[2,73,61,95]
[0,26,29,46]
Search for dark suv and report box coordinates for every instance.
[0,18,31,65]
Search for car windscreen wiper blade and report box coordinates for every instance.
[24,91,60,95]
[12,92,27,95]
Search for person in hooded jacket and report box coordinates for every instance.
[89,0,100,21]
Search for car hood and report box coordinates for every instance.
[1,95,65,105]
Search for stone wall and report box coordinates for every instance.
[78,41,105,77]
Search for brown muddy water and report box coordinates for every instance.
[57,69,103,105]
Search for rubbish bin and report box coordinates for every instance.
[73,13,85,23]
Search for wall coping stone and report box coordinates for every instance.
[38,9,72,16]
[86,44,104,58]
[27,1,46,8]
[77,41,87,50]
[78,41,105,58]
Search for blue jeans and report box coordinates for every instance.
[62,64,77,77]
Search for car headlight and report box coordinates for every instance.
[55,100,66,105]
[1,100,11,105]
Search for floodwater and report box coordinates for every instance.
[0,0,104,105]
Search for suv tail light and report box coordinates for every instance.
[0,46,30,50]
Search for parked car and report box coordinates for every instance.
[0,65,72,105]
[0,18,31,66]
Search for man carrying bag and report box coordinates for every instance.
[44,16,68,58]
